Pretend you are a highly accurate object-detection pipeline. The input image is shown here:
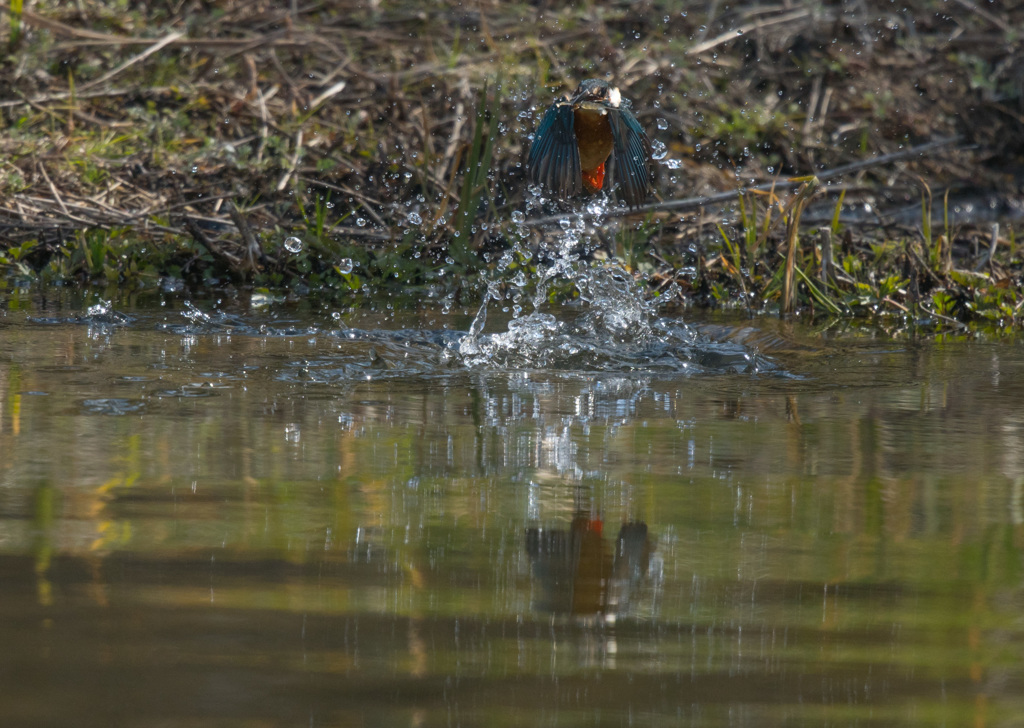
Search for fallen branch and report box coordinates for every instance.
[526,136,961,227]
[185,217,242,272]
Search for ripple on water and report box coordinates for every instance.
[81,398,147,415]
[35,365,92,373]
[153,387,219,399]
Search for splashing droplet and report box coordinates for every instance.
[656,118,669,130]
[651,140,668,160]
[336,258,354,275]
[87,300,112,317]
[284,236,304,253]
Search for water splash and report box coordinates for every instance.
[182,300,213,325]
[448,196,776,376]
[81,299,131,326]
[573,264,655,341]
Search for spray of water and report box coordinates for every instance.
[453,191,769,374]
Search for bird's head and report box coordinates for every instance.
[570,79,622,112]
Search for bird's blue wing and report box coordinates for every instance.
[527,101,582,200]
[608,105,653,209]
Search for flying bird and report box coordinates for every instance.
[527,79,654,209]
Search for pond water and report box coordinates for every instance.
[2,283,1023,727]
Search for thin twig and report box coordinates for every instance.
[276,130,304,192]
[79,32,184,90]
[228,204,263,273]
[308,80,348,114]
[950,0,1012,33]
[297,177,389,229]
[819,227,833,286]
[36,162,70,217]
[975,222,999,272]
[687,8,813,56]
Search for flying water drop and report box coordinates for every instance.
[87,300,112,317]
[284,236,304,253]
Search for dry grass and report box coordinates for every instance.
[0,0,1022,326]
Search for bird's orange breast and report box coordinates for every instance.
[573,107,614,183]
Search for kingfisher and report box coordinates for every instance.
[527,79,654,209]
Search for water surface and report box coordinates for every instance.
[2,290,1023,727]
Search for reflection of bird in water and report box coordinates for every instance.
[527,79,654,209]
[606,520,651,614]
[525,512,651,616]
